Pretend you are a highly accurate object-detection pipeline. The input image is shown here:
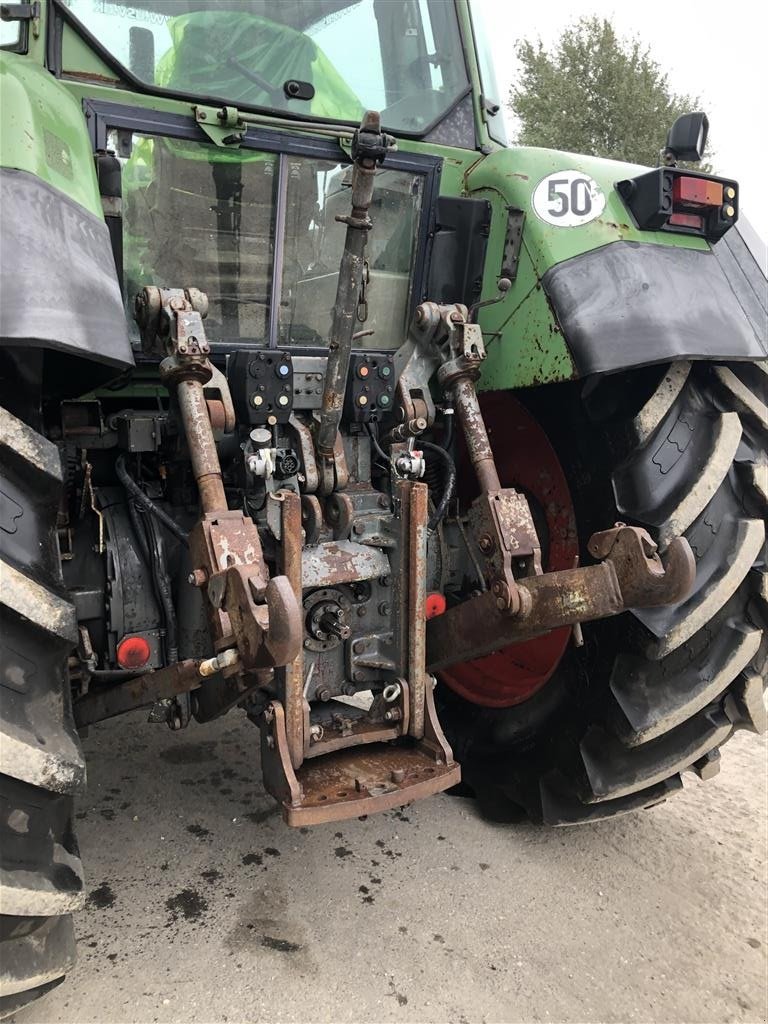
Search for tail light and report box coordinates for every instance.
[616,167,738,241]
[116,635,151,669]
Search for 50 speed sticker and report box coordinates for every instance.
[532,171,606,227]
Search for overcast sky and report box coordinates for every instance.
[474,0,768,244]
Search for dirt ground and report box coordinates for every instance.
[13,711,768,1024]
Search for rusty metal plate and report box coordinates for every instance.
[284,743,461,826]
[302,540,389,589]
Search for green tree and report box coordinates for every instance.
[509,17,712,169]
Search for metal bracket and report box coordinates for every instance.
[501,207,526,281]
[193,104,245,147]
[1,1,39,35]
[468,488,543,612]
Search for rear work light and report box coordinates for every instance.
[615,167,738,241]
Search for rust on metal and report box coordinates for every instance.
[427,526,696,670]
[285,744,460,826]
[273,490,306,769]
[73,659,204,728]
[316,112,394,468]
[301,540,389,588]
[288,413,319,493]
[259,702,303,808]
[205,398,227,433]
[427,564,623,669]
[468,487,542,612]
[303,721,400,759]
[142,285,302,676]
[192,511,267,584]
[452,376,501,493]
[224,569,302,670]
[407,481,429,738]
[261,677,458,826]
[177,379,227,512]
[587,525,696,607]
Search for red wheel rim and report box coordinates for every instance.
[440,393,578,708]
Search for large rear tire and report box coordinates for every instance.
[439,360,767,824]
[0,406,84,1016]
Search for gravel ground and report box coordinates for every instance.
[13,712,768,1024]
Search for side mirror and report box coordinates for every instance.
[663,112,709,164]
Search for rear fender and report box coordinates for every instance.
[0,52,133,395]
[466,147,766,388]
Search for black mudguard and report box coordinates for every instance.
[0,168,134,395]
[543,227,767,377]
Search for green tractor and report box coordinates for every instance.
[1,0,765,1014]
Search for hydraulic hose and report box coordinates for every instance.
[144,513,179,666]
[367,422,391,468]
[125,487,150,565]
[420,440,456,532]
[115,454,188,546]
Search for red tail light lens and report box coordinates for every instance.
[669,212,704,229]
[672,177,723,206]
[116,635,151,669]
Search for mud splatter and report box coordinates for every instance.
[86,882,115,910]
[261,935,301,953]
[159,741,218,765]
[165,888,208,923]
[387,981,408,1006]
[186,823,212,839]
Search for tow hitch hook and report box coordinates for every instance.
[586,523,695,609]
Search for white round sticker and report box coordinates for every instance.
[532,171,606,227]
